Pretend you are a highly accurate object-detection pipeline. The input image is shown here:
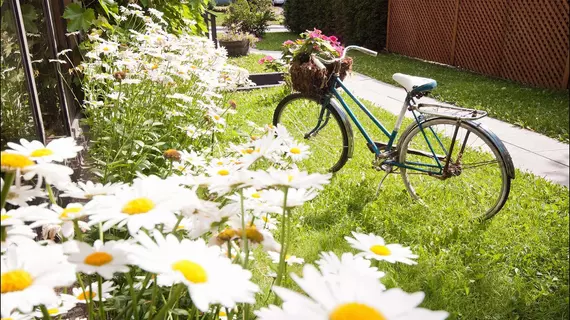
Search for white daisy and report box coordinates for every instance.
[256,264,448,320]
[1,243,76,317]
[268,251,305,266]
[316,251,385,281]
[1,178,46,207]
[66,240,131,279]
[0,152,73,187]
[85,175,187,236]
[257,213,278,230]
[60,181,125,199]
[32,293,77,318]
[128,230,259,311]
[0,310,33,320]
[1,206,51,227]
[71,281,115,304]
[6,137,82,163]
[262,188,318,209]
[345,232,418,265]
[1,224,37,252]
[285,142,311,162]
[252,168,331,190]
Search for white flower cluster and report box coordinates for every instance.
[79,6,252,139]
[0,125,448,319]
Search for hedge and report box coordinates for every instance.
[283,0,389,51]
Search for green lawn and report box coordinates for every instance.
[222,57,569,319]
[255,33,570,142]
[229,54,267,74]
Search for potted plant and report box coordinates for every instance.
[218,24,258,57]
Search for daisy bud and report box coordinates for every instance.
[163,149,181,162]
[113,71,126,81]
[228,100,237,110]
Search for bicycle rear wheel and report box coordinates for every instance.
[398,118,511,220]
[273,93,350,173]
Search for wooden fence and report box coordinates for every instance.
[386,0,569,89]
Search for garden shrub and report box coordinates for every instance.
[284,0,389,50]
[224,0,275,37]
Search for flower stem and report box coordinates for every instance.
[239,189,249,269]
[0,171,15,209]
[274,187,290,303]
[152,284,185,320]
[46,183,57,204]
[73,220,84,242]
[40,304,53,320]
[97,276,105,320]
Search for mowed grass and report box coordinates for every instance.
[221,79,569,319]
[256,33,570,142]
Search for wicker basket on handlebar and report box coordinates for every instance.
[289,56,353,96]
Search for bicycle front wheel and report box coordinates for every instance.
[398,118,511,220]
[273,93,350,173]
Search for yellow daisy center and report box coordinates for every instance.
[287,175,294,183]
[1,317,14,320]
[329,303,386,320]
[251,193,261,199]
[1,152,35,170]
[77,290,96,300]
[59,207,82,219]
[176,225,185,230]
[122,197,155,215]
[243,226,264,243]
[290,147,301,154]
[219,311,227,316]
[152,64,159,70]
[171,260,208,284]
[370,245,391,256]
[217,169,230,176]
[30,148,53,157]
[214,115,221,120]
[262,216,269,222]
[47,308,60,315]
[84,252,114,266]
[1,214,11,221]
[1,270,33,293]
[103,47,110,51]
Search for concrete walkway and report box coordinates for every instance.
[251,49,570,187]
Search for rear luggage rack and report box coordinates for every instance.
[414,103,487,120]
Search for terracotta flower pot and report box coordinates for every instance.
[219,39,250,57]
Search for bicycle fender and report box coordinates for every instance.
[465,120,515,180]
[329,97,355,158]
[401,117,515,180]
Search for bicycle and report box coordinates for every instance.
[273,46,515,220]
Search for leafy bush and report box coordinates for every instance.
[224,0,275,37]
[284,0,389,50]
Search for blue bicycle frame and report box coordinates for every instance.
[327,75,446,175]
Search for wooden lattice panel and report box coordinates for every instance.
[454,0,509,77]
[387,0,456,65]
[387,0,570,89]
[500,0,569,88]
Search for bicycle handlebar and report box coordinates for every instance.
[312,45,378,66]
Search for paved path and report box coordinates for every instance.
[251,49,570,187]
[216,25,289,33]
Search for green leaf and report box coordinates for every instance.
[63,3,96,32]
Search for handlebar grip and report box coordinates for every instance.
[355,47,378,57]
[311,55,327,71]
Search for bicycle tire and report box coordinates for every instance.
[273,93,351,173]
[398,118,511,220]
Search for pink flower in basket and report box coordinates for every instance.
[308,28,323,39]
[282,40,295,46]
[258,56,275,64]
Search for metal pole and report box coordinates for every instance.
[10,0,46,144]
[211,12,218,49]
[42,0,72,136]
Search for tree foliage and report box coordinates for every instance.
[284,0,389,50]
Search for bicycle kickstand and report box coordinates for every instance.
[375,171,391,197]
